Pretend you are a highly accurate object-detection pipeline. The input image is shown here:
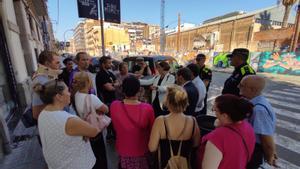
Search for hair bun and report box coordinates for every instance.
[165,85,188,113]
[238,97,254,118]
[174,89,186,102]
[33,83,45,93]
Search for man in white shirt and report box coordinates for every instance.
[187,64,207,115]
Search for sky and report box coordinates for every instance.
[48,0,286,41]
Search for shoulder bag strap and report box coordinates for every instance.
[121,102,142,129]
[190,117,196,139]
[154,75,159,80]
[176,141,183,156]
[164,74,170,82]
[163,117,169,139]
[165,116,187,157]
[164,117,176,157]
[84,95,90,118]
[158,143,162,169]
[158,117,168,169]
[224,126,250,162]
[255,103,272,119]
[84,94,95,118]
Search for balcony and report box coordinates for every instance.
[27,0,48,16]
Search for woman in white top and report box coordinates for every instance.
[72,72,109,169]
[140,61,175,117]
[37,79,98,169]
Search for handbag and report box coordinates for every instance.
[21,106,37,128]
[83,94,111,132]
[225,126,253,168]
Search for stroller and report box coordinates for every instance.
[196,115,217,136]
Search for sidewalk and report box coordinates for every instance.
[0,119,118,169]
[0,121,46,169]
[212,67,300,85]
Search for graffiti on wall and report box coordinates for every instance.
[258,52,300,76]
[249,52,261,72]
[213,52,229,68]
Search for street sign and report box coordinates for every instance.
[77,0,99,20]
[66,42,70,47]
[103,0,120,23]
[59,41,65,50]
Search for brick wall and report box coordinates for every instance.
[162,16,255,53]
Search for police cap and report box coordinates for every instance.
[196,53,206,61]
[136,56,144,61]
[227,48,249,60]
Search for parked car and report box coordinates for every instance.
[88,57,121,73]
[123,55,179,75]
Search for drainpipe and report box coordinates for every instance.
[291,2,300,52]
[0,19,20,109]
[42,16,49,50]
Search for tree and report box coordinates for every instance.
[281,0,297,28]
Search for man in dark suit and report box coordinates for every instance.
[176,68,199,117]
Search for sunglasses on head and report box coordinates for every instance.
[54,79,64,94]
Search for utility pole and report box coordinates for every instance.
[99,0,106,56]
[160,0,165,54]
[291,2,300,52]
[176,13,181,53]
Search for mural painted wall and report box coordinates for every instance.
[212,51,300,76]
[213,52,229,68]
[249,52,261,72]
[213,52,251,68]
[257,52,300,76]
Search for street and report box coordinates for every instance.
[207,72,300,169]
[0,71,299,169]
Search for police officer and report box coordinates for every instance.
[196,53,212,115]
[222,48,255,96]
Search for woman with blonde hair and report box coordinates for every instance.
[148,85,200,169]
[72,71,109,169]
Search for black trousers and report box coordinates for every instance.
[200,94,208,115]
[105,102,116,141]
[90,132,108,169]
[247,143,263,169]
[153,96,167,117]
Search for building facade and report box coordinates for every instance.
[154,5,295,54]
[66,37,76,54]
[72,19,131,56]
[73,22,86,52]
[0,0,55,157]
[85,25,130,56]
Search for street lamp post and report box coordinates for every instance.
[291,2,300,52]
[160,0,165,54]
[63,29,74,49]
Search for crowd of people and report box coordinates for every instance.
[30,48,277,169]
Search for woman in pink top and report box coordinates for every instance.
[198,94,255,169]
[110,76,155,169]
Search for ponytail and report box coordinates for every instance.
[34,79,66,104]
[237,97,253,119]
[215,94,253,122]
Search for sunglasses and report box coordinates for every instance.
[54,79,64,94]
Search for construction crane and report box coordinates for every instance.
[160,0,165,53]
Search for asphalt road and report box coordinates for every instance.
[207,72,300,169]
[105,71,300,169]
[1,71,299,169]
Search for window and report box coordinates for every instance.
[35,23,41,41]
[28,15,35,36]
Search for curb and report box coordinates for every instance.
[212,68,300,85]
